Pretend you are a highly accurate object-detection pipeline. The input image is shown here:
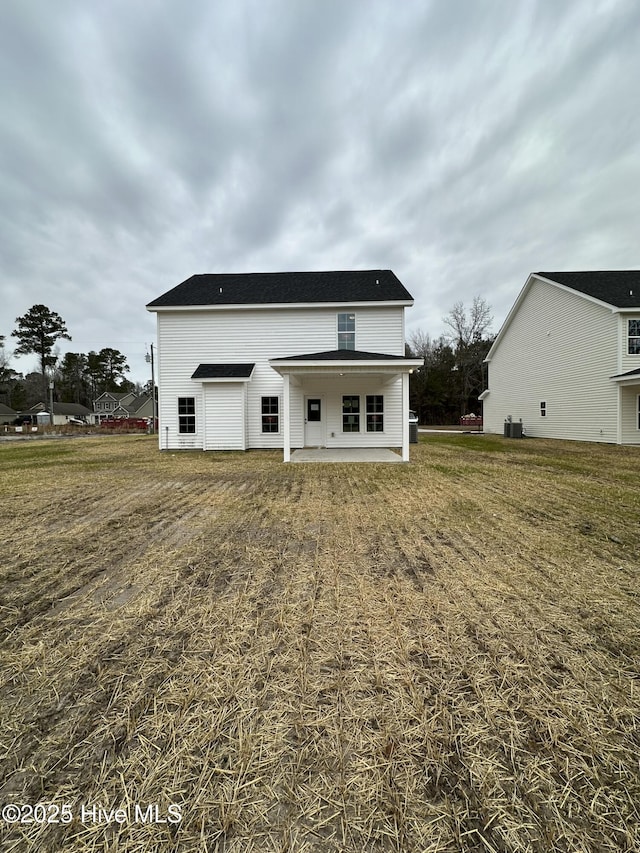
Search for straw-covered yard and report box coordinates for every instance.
[1,434,638,852]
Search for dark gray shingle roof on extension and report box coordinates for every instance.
[191,364,255,379]
[538,271,640,308]
[147,270,413,307]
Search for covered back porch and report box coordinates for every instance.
[269,349,423,462]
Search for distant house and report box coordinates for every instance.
[481,271,640,444]
[94,392,153,422]
[23,402,93,425]
[146,270,422,461]
[126,395,154,420]
[94,392,136,420]
[0,403,17,425]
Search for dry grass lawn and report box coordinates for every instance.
[0,434,639,852]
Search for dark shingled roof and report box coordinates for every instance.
[537,271,640,308]
[147,270,413,307]
[271,349,414,362]
[26,402,92,415]
[191,364,255,379]
[611,367,640,379]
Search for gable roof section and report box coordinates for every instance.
[538,271,640,309]
[95,391,135,402]
[485,270,640,362]
[147,270,413,308]
[126,395,152,412]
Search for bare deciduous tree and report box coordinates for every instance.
[443,296,493,348]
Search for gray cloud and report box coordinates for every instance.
[1,0,639,382]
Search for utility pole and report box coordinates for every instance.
[146,344,156,434]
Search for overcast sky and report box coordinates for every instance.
[2,0,639,384]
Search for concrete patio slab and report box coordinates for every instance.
[290,447,404,463]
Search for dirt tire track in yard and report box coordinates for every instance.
[1,473,232,636]
[1,435,639,852]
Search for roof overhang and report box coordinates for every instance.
[148,300,413,313]
[270,350,422,377]
[610,368,640,385]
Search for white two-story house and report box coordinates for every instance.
[480,271,640,444]
[146,270,422,461]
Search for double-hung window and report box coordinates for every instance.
[261,396,279,433]
[338,313,355,350]
[342,395,360,432]
[366,395,384,432]
[178,397,196,433]
[628,320,640,355]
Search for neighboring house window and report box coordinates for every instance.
[342,395,360,432]
[178,397,196,433]
[338,313,355,350]
[540,401,546,417]
[629,319,640,354]
[261,397,279,433]
[366,395,384,432]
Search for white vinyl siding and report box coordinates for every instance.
[620,387,640,444]
[156,305,405,450]
[483,278,619,443]
[203,384,246,450]
[288,376,403,449]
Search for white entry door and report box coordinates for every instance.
[304,397,324,446]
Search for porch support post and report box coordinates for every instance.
[616,383,623,445]
[283,372,291,462]
[402,372,410,462]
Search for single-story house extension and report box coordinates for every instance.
[146,270,423,461]
[480,271,640,444]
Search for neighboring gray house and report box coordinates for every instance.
[94,392,153,421]
[146,270,422,461]
[126,395,154,420]
[481,271,640,444]
[94,392,136,420]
